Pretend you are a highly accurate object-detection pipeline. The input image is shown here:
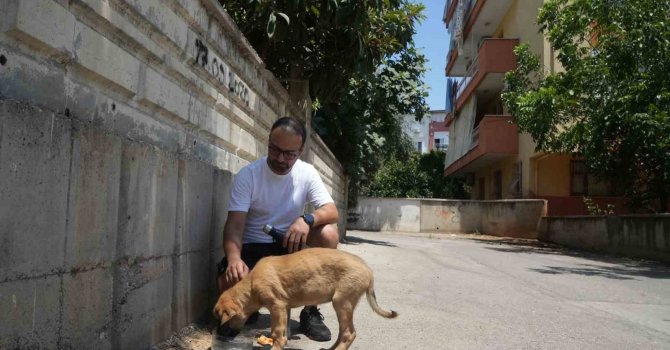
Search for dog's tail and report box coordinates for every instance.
[366,278,398,319]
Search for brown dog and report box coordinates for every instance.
[213,247,398,350]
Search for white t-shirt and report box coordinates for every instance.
[228,156,334,244]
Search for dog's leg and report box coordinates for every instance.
[328,295,359,350]
[269,303,289,350]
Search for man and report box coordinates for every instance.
[216,117,340,342]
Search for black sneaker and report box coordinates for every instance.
[299,306,331,342]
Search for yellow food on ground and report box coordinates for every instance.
[256,335,273,346]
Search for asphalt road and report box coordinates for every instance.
[216,230,670,350]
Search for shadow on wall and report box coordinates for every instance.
[539,215,670,264]
[347,197,416,232]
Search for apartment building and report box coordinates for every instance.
[402,110,450,153]
[442,0,623,215]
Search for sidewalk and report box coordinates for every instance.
[155,230,670,350]
[154,230,424,350]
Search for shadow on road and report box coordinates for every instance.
[527,263,670,280]
[470,237,670,280]
[342,234,397,247]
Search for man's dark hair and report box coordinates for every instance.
[270,117,307,147]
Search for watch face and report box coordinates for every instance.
[303,214,314,226]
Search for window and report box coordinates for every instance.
[434,138,448,151]
[571,160,587,195]
[417,141,422,152]
[509,161,522,198]
[570,159,619,196]
[493,170,502,200]
[478,177,485,200]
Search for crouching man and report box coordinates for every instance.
[216,117,340,342]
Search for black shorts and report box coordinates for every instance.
[217,242,288,275]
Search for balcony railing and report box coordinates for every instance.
[453,38,519,112]
[444,115,518,176]
[455,55,479,99]
[435,144,449,151]
[470,125,480,149]
[443,0,459,25]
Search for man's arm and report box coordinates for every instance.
[284,202,339,253]
[222,211,248,284]
[312,202,339,227]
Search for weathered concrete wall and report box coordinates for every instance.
[538,217,610,250]
[348,197,546,238]
[539,215,670,263]
[346,198,422,232]
[479,200,547,238]
[420,200,482,233]
[0,1,346,348]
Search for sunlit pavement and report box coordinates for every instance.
[214,230,670,350]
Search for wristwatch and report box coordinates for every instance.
[301,213,315,228]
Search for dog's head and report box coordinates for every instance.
[213,289,253,331]
[213,293,242,325]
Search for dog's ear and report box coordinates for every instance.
[219,309,238,325]
[217,300,240,325]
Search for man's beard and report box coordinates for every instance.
[268,159,290,174]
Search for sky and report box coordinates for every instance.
[413,0,451,111]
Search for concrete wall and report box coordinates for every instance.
[0,1,346,349]
[346,198,422,233]
[348,197,546,238]
[539,215,670,263]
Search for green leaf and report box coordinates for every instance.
[266,12,277,38]
[276,12,290,25]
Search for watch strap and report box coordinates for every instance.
[301,213,315,227]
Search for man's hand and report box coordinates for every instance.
[283,217,310,253]
[224,257,249,284]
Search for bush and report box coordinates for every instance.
[362,151,467,199]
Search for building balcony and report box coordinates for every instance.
[444,115,518,177]
[445,0,515,76]
[435,144,449,152]
[443,0,458,25]
[452,38,519,113]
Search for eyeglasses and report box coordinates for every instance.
[268,142,301,160]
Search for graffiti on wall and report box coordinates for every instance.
[437,204,461,224]
[194,38,251,106]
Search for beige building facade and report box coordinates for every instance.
[442,0,623,215]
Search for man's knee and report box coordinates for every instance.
[308,224,340,248]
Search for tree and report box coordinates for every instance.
[362,150,468,199]
[219,0,424,104]
[313,45,430,205]
[220,0,430,206]
[363,153,432,198]
[502,0,670,212]
[418,150,468,199]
